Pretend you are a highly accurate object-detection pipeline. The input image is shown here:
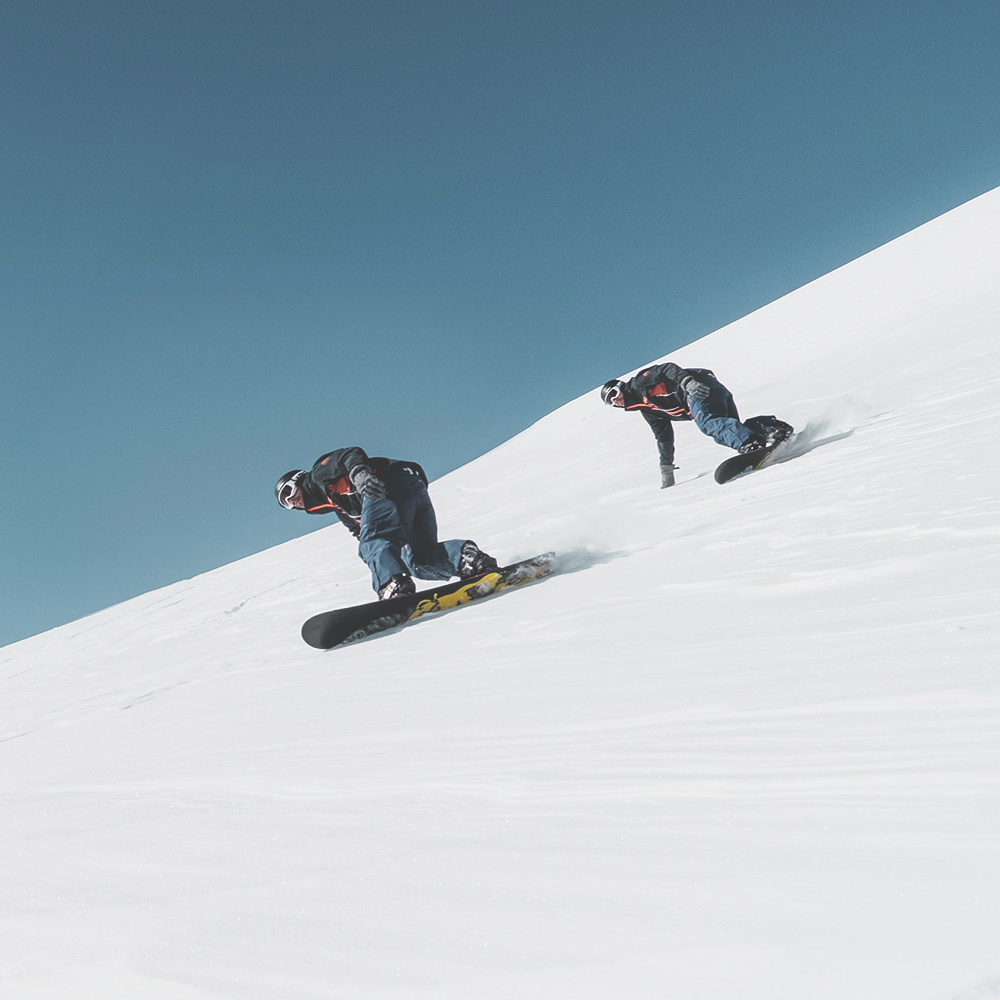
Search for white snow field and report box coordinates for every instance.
[3,188,1000,1000]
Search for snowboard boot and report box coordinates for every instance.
[738,434,767,454]
[458,541,500,579]
[378,572,416,601]
[765,420,794,449]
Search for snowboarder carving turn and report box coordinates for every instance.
[600,363,793,487]
[275,448,498,600]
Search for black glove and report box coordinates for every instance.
[679,374,710,401]
[660,464,677,489]
[349,466,386,500]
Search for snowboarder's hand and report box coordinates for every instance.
[679,375,710,400]
[350,466,386,500]
[660,464,677,489]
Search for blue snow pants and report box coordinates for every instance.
[687,374,782,451]
[357,467,466,592]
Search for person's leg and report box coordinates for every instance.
[688,377,758,451]
[400,476,466,581]
[356,474,416,592]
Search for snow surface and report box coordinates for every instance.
[3,189,1000,999]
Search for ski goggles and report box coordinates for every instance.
[277,471,305,509]
[601,381,624,405]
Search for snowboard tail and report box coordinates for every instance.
[301,552,556,650]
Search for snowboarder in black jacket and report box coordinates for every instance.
[601,363,792,487]
[275,447,498,599]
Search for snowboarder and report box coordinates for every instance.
[275,448,498,600]
[600,363,792,487]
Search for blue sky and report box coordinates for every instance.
[3,0,999,647]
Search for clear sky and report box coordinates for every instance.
[3,0,999,648]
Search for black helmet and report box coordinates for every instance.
[601,379,626,405]
[275,470,306,509]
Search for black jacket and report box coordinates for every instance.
[300,447,428,536]
[621,363,714,468]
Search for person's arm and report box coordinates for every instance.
[633,361,709,398]
[311,447,370,491]
[632,362,681,395]
[640,409,678,486]
[304,448,372,524]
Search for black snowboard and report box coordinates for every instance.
[714,446,779,484]
[301,552,557,649]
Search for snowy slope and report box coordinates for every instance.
[3,189,1000,1000]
